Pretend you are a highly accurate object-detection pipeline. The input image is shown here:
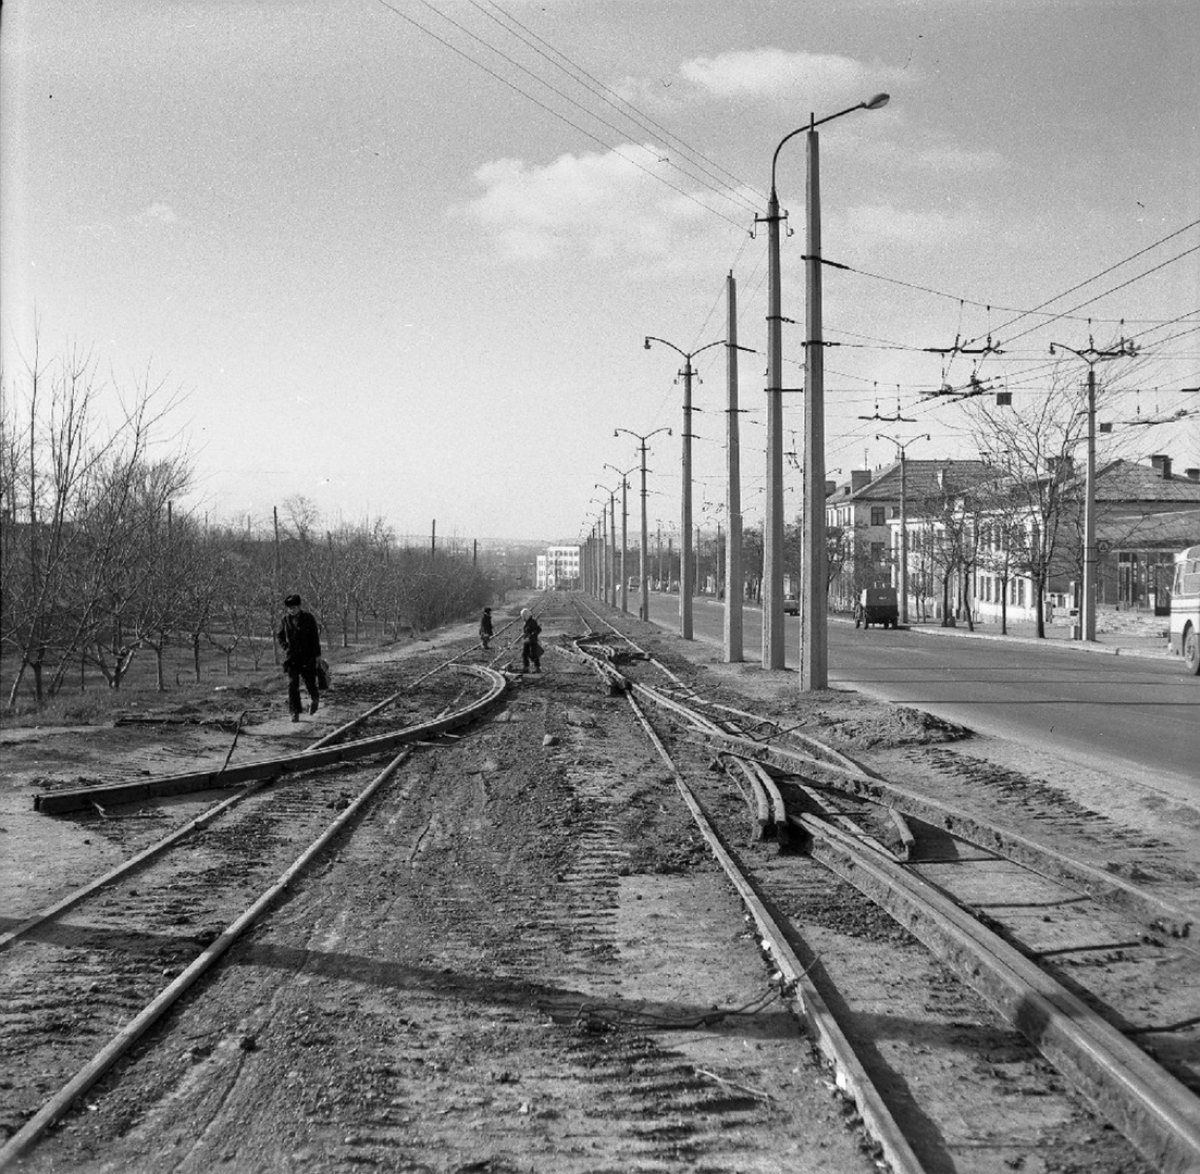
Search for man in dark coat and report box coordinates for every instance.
[479,606,494,650]
[520,608,542,673]
[277,594,322,721]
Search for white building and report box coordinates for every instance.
[537,545,581,589]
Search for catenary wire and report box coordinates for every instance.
[371,0,751,231]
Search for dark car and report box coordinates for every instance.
[854,586,899,629]
[783,593,800,615]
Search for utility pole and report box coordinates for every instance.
[608,492,617,606]
[725,271,745,663]
[877,434,930,626]
[605,463,639,614]
[762,93,890,686]
[1049,337,1136,641]
[594,484,618,607]
[615,427,671,621]
[759,174,788,669]
[645,336,725,640]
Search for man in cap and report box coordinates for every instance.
[277,594,322,721]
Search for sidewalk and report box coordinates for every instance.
[897,607,1173,661]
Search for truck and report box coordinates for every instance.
[854,586,899,630]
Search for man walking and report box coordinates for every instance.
[277,594,322,721]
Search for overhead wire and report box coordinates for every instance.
[371,0,751,231]
[475,0,766,207]
[378,0,1198,492]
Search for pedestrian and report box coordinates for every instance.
[520,607,543,673]
[277,593,322,722]
[479,606,494,650]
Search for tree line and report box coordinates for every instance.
[1,343,491,708]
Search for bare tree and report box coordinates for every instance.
[966,373,1093,638]
[1,342,192,705]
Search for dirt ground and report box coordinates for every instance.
[2,597,1198,1173]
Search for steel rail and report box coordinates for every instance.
[621,685,927,1174]
[33,665,507,815]
[679,723,1193,939]
[0,773,279,954]
[566,626,1200,1171]
[0,746,414,1171]
[309,606,538,751]
[791,808,1200,1174]
[564,608,1191,937]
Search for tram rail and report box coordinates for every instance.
[566,593,1200,1174]
[0,664,510,1169]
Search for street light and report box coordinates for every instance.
[762,92,890,685]
[877,433,930,625]
[605,463,639,614]
[614,426,672,620]
[644,335,726,640]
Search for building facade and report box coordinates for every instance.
[537,545,582,590]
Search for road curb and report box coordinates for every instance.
[899,620,1169,661]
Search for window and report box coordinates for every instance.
[871,542,885,560]
[870,507,886,526]
[891,506,901,519]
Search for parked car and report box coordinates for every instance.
[854,586,899,629]
[783,593,800,615]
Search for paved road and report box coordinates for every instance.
[635,593,1198,799]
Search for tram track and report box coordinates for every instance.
[566,594,1200,1174]
[0,664,509,1169]
[4,593,1196,1172]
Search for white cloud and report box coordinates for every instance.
[454,147,746,265]
[677,48,906,103]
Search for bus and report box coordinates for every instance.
[1169,544,1200,674]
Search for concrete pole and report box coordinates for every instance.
[899,452,909,625]
[763,186,786,668]
[800,126,828,690]
[640,452,650,619]
[1083,366,1097,642]
[619,479,629,613]
[681,361,694,640]
[600,512,609,603]
[609,492,617,608]
[725,272,744,662]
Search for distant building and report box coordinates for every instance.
[537,545,581,590]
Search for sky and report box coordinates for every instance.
[2,0,1198,545]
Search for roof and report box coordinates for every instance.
[839,459,994,503]
[1093,459,1200,504]
[1100,509,1200,550]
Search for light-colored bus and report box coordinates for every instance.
[1169,544,1200,674]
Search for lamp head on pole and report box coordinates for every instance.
[643,337,651,350]
[863,92,890,111]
